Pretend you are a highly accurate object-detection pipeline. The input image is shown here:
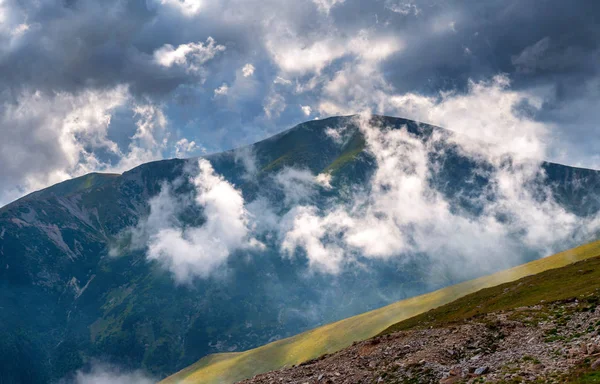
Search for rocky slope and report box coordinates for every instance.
[240,257,600,384]
[242,301,600,384]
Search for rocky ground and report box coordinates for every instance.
[240,298,600,383]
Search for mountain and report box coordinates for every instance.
[186,241,600,384]
[1,115,599,382]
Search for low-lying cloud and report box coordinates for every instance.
[131,159,262,283]
[64,362,154,384]
[279,114,600,280]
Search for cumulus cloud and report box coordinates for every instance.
[242,63,255,77]
[154,0,204,16]
[153,37,225,73]
[214,83,229,96]
[174,138,202,158]
[266,31,403,75]
[279,114,600,278]
[0,87,127,204]
[132,159,261,283]
[0,0,598,205]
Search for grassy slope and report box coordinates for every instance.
[380,251,600,335]
[162,239,600,384]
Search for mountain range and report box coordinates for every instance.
[1,115,599,382]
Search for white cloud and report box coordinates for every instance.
[0,86,129,205]
[174,138,202,158]
[0,85,175,206]
[274,76,292,86]
[70,362,154,384]
[267,30,403,75]
[242,63,255,77]
[137,159,260,283]
[10,22,30,36]
[312,0,345,14]
[281,205,346,273]
[274,168,321,206]
[155,0,204,16]
[279,114,600,277]
[300,105,312,116]
[385,1,420,15]
[263,92,286,119]
[110,103,169,173]
[153,37,225,72]
[214,83,229,96]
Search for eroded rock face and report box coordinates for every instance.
[240,300,600,383]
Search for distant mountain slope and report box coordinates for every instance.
[163,239,600,384]
[1,115,600,382]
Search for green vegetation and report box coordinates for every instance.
[161,239,600,384]
[322,133,366,174]
[380,251,600,335]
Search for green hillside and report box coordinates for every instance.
[162,239,600,384]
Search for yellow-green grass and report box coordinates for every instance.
[162,239,600,384]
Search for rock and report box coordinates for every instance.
[591,358,600,370]
[587,343,600,355]
[474,366,489,375]
[440,376,462,384]
[318,374,324,380]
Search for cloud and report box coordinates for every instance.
[279,114,600,278]
[174,138,202,158]
[263,92,286,119]
[266,31,403,75]
[242,63,255,77]
[274,168,322,206]
[0,86,128,205]
[153,37,225,73]
[0,0,599,204]
[512,37,552,74]
[133,159,261,283]
[156,0,204,16]
[312,0,346,14]
[385,1,420,15]
[214,83,229,96]
[66,362,154,384]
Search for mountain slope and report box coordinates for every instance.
[238,252,600,384]
[1,115,600,382]
[161,239,600,384]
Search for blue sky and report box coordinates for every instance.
[0,0,599,204]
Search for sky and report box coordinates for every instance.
[0,0,599,205]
